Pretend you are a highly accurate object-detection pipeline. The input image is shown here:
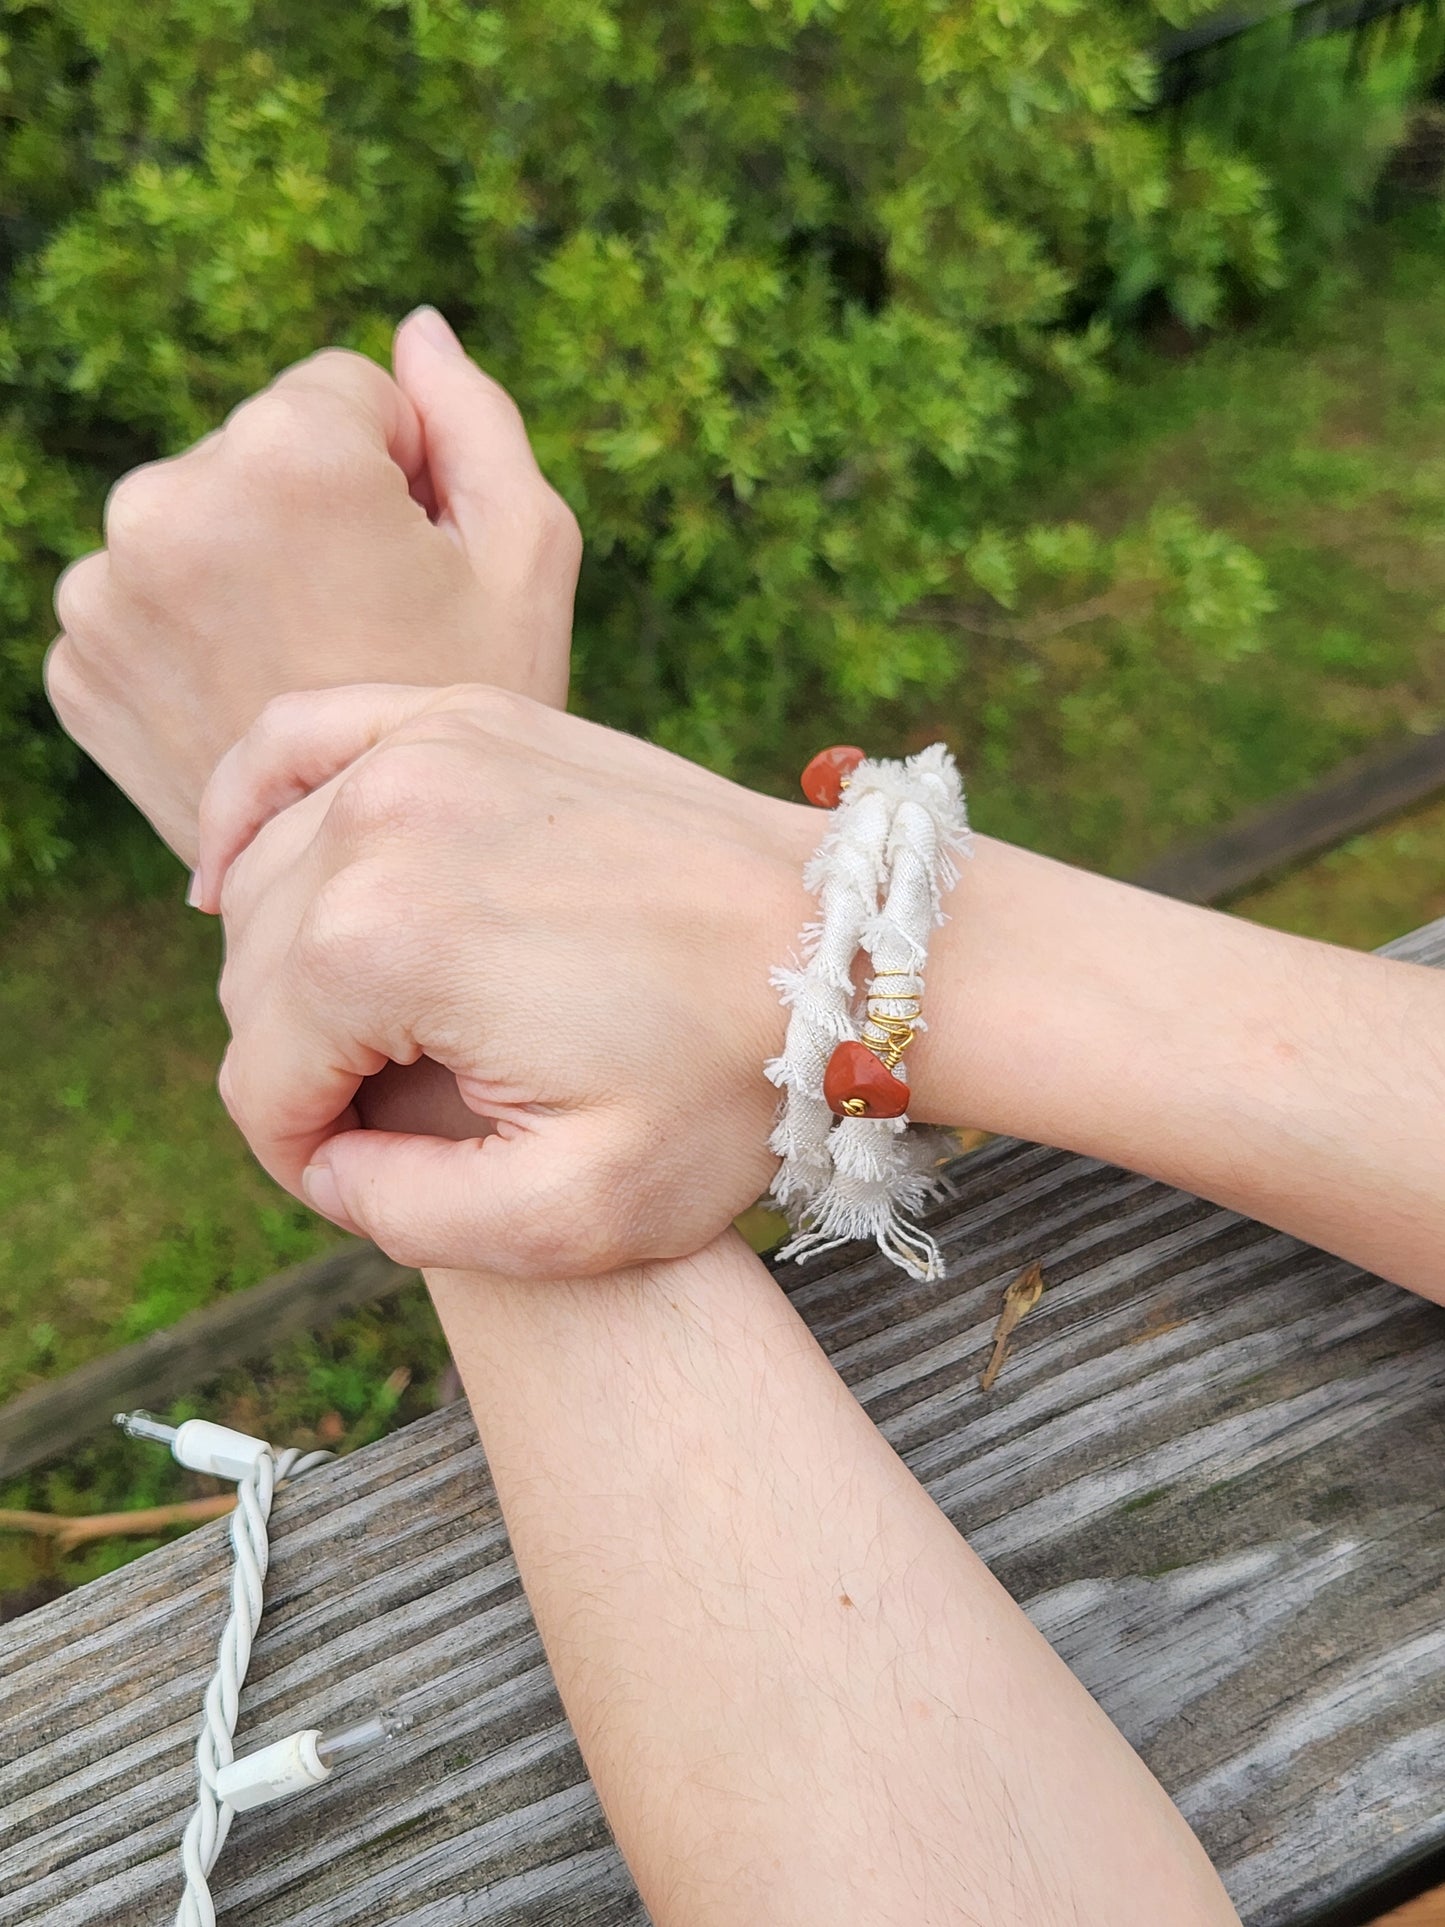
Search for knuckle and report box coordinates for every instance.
[458,682,527,737]
[227,352,380,483]
[103,462,176,555]
[251,688,321,749]
[291,345,375,388]
[292,863,393,986]
[508,483,582,589]
[43,636,99,733]
[51,551,109,641]
[489,381,526,433]
[215,1046,267,1165]
[224,390,349,496]
[324,756,408,842]
[223,391,310,469]
[216,1047,245,1127]
[325,740,455,843]
[532,487,583,574]
[216,957,240,1027]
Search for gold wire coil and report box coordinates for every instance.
[853,966,925,1073]
[862,1006,919,1072]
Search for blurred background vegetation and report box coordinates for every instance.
[2,0,1444,1608]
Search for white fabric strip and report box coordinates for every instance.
[766,744,970,1280]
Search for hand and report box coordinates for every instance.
[198,683,818,1276]
[45,310,579,863]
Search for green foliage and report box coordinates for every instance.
[0,420,89,888]
[0,0,1297,891]
[8,212,1445,1603]
[0,0,1438,896]
[969,206,1445,867]
[1176,11,1444,285]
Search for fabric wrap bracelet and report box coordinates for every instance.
[766,741,970,1281]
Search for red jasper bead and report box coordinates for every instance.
[823,1040,910,1119]
[800,744,867,809]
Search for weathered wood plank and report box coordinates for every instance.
[0,1242,414,1482]
[3,916,1442,1927]
[1131,727,1445,904]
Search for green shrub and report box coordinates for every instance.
[1176,10,1443,285]
[0,416,88,890]
[0,0,1427,891]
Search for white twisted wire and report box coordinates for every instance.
[176,1444,332,1927]
[767,744,969,1280]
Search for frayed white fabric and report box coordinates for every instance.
[767,744,970,1280]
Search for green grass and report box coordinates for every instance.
[5,210,1445,1611]
[1233,792,1445,950]
[916,211,1445,874]
[0,874,326,1402]
[0,844,450,1606]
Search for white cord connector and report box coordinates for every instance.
[115,1410,272,1482]
[215,1729,329,1812]
[215,1712,411,1811]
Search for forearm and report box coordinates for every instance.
[911,836,1445,1298]
[365,823,1443,1296]
[427,1233,1237,1927]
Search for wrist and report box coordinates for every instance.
[751,802,1044,1141]
[906,833,1063,1133]
[910,836,1310,1176]
[425,1231,762,1433]
[753,817,1133,1144]
[907,834,1165,1141]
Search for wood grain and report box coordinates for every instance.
[3,917,1442,1927]
[1131,726,1445,903]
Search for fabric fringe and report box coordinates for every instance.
[766,744,970,1283]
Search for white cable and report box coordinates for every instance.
[766,744,969,1279]
[179,1441,331,1927]
[114,1413,332,1927]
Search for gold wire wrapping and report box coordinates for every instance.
[861,970,923,1072]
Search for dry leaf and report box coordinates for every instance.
[980,1261,1046,1393]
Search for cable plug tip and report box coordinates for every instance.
[114,1409,180,1446]
[315,1708,414,1769]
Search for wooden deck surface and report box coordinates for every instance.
[2,917,1443,1926]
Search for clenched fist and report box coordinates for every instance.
[46,309,578,863]
[197,682,818,1276]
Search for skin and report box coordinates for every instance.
[195,680,1445,1299]
[44,313,1264,1922]
[46,307,576,861]
[434,1233,1236,1927]
[196,682,811,1275]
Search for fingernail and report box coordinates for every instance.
[302,1160,359,1233]
[405,306,464,359]
[186,869,205,910]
